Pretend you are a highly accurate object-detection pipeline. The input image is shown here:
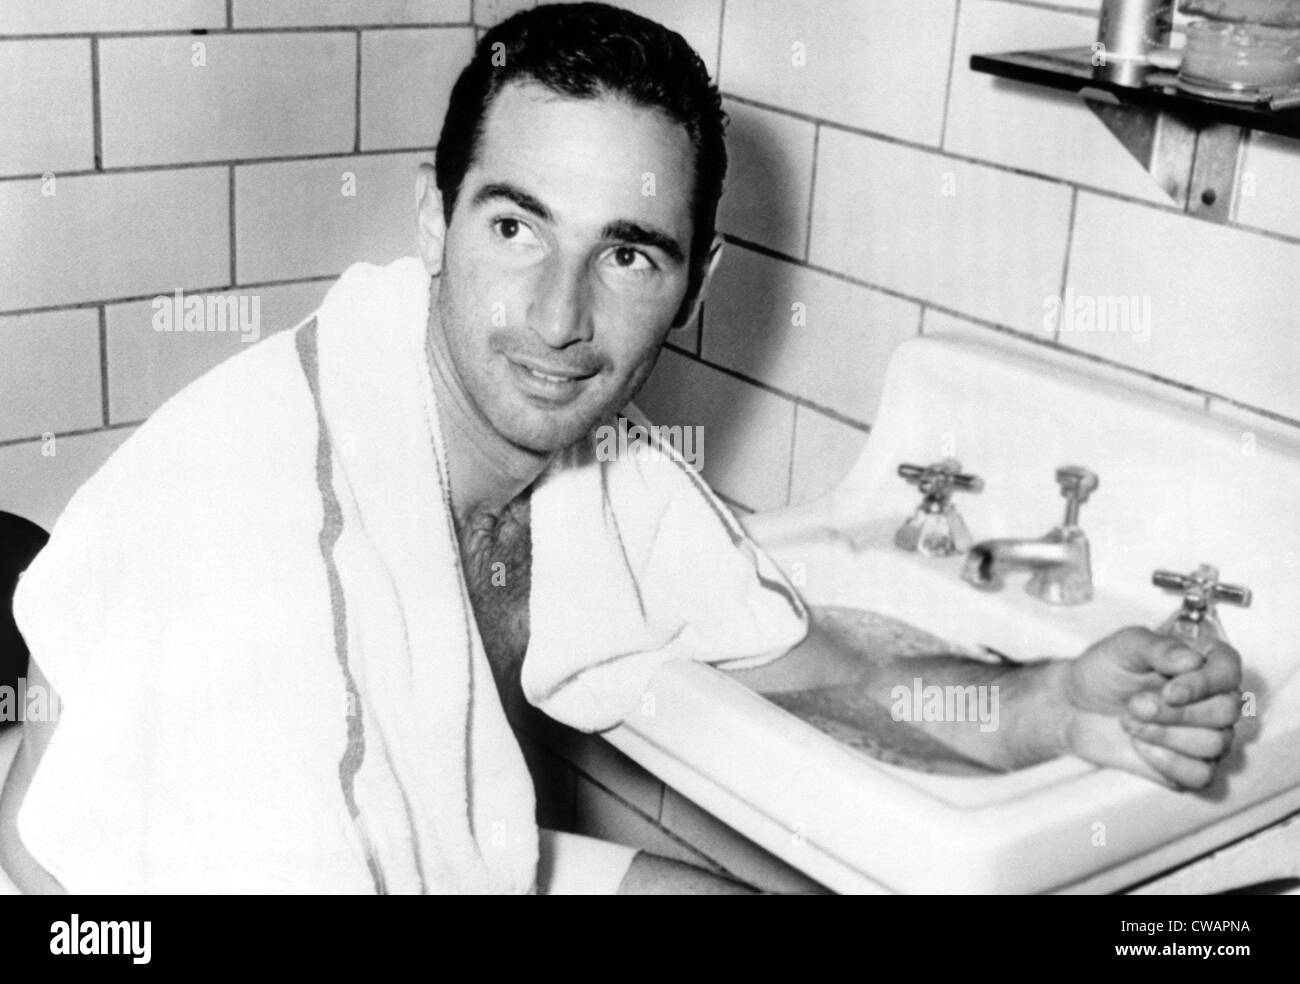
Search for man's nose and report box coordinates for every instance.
[527,255,593,347]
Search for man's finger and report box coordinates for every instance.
[1122,719,1235,760]
[1127,690,1241,727]
[1130,738,1217,790]
[1161,641,1243,706]
[1104,627,1204,676]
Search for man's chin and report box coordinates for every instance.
[496,410,603,457]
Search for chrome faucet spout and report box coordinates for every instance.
[960,465,1099,606]
[963,529,1093,605]
[965,538,1066,586]
[964,537,1076,580]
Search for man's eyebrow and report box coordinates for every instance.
[471,182,553,222]
[601,220,685,264]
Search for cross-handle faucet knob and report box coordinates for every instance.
[1153,564,1252,610]
[1055,465,1098,528]
[895,459,983,557]
[897,458,984,509]
[1152,564,1251,647]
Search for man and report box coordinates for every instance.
[0,4,1241,894]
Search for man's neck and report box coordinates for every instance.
[425,283,550,526]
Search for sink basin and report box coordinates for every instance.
[604,334,1300,893]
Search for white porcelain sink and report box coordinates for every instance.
[605,334,1300,894]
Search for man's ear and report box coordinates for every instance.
[673,235,725,331]
[416,163,447,277]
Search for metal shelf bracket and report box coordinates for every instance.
[1083,93,1246,221]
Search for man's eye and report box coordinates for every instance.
[609,246,654,273]
[493,218,538,246]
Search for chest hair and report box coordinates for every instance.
[457,493,532,717]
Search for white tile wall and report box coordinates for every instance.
[360,28,474,150]
[574,776,721,872]
[0,40,94,177]
[789,406,870,506]
[717,99,816,259]
[235,152,429,284]
[232,0,470,28]
[475,0,536,28]
[1063,192,1300,420]
[0,429,134,532]
[809,127,1074,334]
[99,34,356,168]
[0,168,230,313]
[719,0,957,147]
[703,245,919,422]
[944,0,1168,204]
[1237,132,1300,241]
[0,0,225,34]
[666,312,700,357]
[922,307,1211,412]
[106,281,331,423]
[0,309,102,442]
[635,348,795,511]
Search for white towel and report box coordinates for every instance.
[12,257,807,894]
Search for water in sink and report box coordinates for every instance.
[764,606,1002,777]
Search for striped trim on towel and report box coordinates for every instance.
[294,318,389,895]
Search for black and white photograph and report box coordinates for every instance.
[0,0,1294,942]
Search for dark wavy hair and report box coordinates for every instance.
[435,2,728,294]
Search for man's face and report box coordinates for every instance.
[434,81,699,454]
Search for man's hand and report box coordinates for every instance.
[1060,626,1243,790]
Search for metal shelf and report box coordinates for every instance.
[971,45,1300,221]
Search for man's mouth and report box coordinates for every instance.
[506,356,598,403]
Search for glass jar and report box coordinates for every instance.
[1179,17,1300,89]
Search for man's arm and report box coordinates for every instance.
[0,657,67,893]
[728,618,1242,790]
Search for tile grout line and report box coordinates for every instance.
[2,274,340,320]
[991,0,1099,17]
[354,30,363,153]
[802,124,819,262]
[938,0,962,151]
[785,404,799,507]
[0,146,440,184]
[226,0,233,30]
[90,37,102,170]
[98,306,110,427]
[576,772,727,876]
[0,24,474,41]
[228,165,238,286]
[0,421,141,452]
[714,0,725,87]
[1055,187,1079,343]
